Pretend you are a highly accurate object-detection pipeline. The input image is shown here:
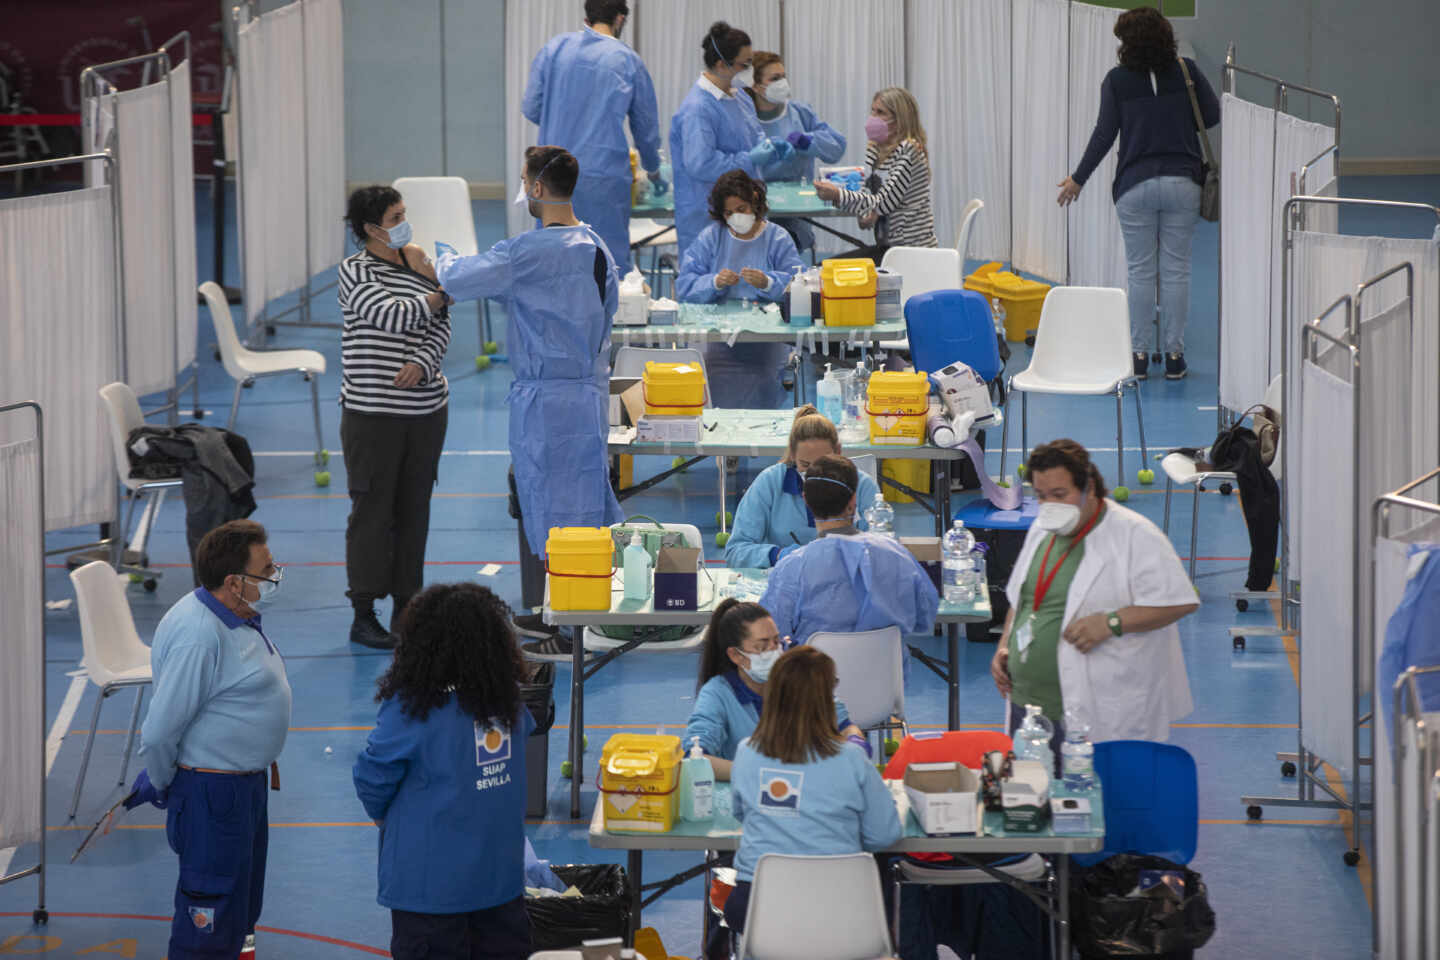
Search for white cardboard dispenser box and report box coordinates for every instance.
[1001,760,1051,833]
[903,762,981,835]
[635,415,701,444]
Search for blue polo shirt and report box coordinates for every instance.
[684,669,853,762]
[139,589,292,790]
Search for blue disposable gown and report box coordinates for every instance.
[756,100,847,251]
[436,225,624,553]
[669,79,776,256]
[761,531,940,645]
[1378,545,1440,747]
[522,27,662,275]
[724,463,881,569]
[676,220,802,410]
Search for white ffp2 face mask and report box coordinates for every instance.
[742,647,781,683]
[727,211,757,235]
[1035,498,1084,535]
[732,66,755,90]
[764,77,792,103]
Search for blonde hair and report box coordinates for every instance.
[785,404,840,465]
[872,86,928,170]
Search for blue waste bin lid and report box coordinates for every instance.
[953,495,1038,531]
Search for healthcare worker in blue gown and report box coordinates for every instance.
[670,20,795,257]
[761,454,939,659]
[676,170,803,409]
[744,51,847,254]
[437,146,623,661]
[522,0,664,276]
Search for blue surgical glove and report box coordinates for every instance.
[748,140,777,165]
[122,769,168,810]
[786,130,813,153]
[648,170,668,196]
[846,734,874,759]
[770,139,796,164]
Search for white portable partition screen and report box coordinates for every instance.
[0,159,121,532]
[169,57,199,394]
[905,0,1011,262]
[503,0,577,242]
[235,0,346,335]
[1065,0,1125,289]
[0,403,47,924]
[1009,0,1068,283]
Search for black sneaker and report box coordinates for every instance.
[522,631,576,662]
[513,611,559,640]
[350,610,396,650]
[1132,352,1149,380]
[1165,353,1188,380]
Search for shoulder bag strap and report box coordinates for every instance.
[1177,57,1217,170]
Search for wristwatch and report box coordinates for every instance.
[1106,611,1123,636]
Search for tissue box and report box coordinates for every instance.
[904,762,981,835]
[635,416,701,444]
[932,362,995,425]
[1051,795,1094,835]
[1001,760,1051,833]
[875,268,903,321]
[653,544,700,610]
[648,298,678,326]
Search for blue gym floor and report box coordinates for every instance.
[5,175,1435,957]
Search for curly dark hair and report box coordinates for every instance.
[707,169,768,223]
[344,185,401,248]
[375,582,527,727]
[1026,438,1110,501]
[1115,7,1177,73]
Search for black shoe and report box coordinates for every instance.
[350,610,396,650]
[1165,353,1188,380]
[522,631,576,662]
[513,612,560,640]
[1132,352,1149,380]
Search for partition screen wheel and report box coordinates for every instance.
[1233,635,1246,651]
[144,578,158,592]
[32,909,48,926]
[1343,850,1361,867]
[1235,598,1249,612]
[1280,760,1297,777]
[1024,335,1036,348]
[1219,482,1234,496]
[1246,804,1262,821]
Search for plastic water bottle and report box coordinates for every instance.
[990,297,1007,336]
[817,363,844,426]
[864,493,895,537]
[1014,704,1056,773]
[942,519,976,603]
[789,267,812,328]
[679,736,715,821]
[971,541,989,595]
[1061,709,1095,791]
[622,532,651,601]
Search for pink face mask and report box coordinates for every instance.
[864,115,891,143]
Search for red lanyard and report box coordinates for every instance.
[1032,506,1101,610]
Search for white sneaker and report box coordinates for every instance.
[240,934,256,957]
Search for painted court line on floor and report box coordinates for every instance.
[0,912,390,956]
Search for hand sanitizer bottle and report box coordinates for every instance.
[622,532,650,601]
[679,735,715,821]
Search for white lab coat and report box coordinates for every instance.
[1005,500,1197,742]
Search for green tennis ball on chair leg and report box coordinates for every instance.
[715,531,731,548]
[1112,485,1131,502]
[483,341,500,355]
[314,470,331,487]
[475,355,492,371]
[1138,468,1155,485]
[561,760,574,778]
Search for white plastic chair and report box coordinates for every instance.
[582,521,708,653]
[630,216,677,296]
[200,281,329,482]
[1163,375,1283,579]
[877,246,965,353]
[954,198,984,266]
[391,176,498,360]
[736,853,894,960]
[67,560,154,819]
[808,627,905,738]
[98,382,182,583]
[999,287,1150,496]
[851,454,878,484]
[527,953,583,960]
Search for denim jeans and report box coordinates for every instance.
[1114,175,1202,354]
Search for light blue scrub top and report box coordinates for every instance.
[724,463,881,569]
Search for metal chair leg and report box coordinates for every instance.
[227,379,244,431]
[308,372,324,465]
[1163,476,1174,532]
[70,685,106,819]
[1000,377,1013,475]
[891,867,904,948]
[1115,386,1126,485]
[1020,389,1029,468]
[118,686,145,787]
[1188,483,1201,580]
[717,456,729,535]
[1132,380,1149,465]
[121,488,141,552]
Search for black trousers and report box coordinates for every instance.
[832,242,891,264]
[390,897,533,960]
[341,406,448,611]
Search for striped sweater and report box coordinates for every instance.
[834,139,937,248]
[337,249,451,416]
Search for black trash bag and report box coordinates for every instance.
[521,662,555,735]
[525,863,631,950]
[1072,854,1216,959]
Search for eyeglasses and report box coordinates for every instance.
[236,563,283,585]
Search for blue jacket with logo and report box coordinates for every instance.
[354,694,535,913]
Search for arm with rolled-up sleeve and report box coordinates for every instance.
[856,753,903,849]
[352,697,415,823]
[339,259,435,333]
[139,632,219,791]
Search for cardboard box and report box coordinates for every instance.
[932,362,995,425]
[653,544,700,610]
[579,938,626,960]
[1001,760,1051,833]
[904,761,981,835]
[900,536,943,592]
[635,415,701,444]
[610,377,640,428]
[1051,795,1094,835]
